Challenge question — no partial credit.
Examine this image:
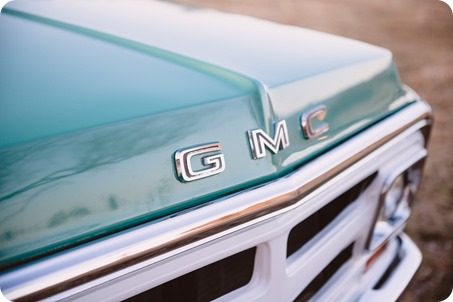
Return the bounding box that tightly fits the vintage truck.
[0,1,432,301]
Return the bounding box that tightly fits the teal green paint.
[0,6,417,270]
[0,8,257,147]
[2,8,255,92]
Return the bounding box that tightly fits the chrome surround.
[0,101,432,301]
[174,142,225,182]
[301,105,330,139]
[247,120,290,159]
[367,153,427,251]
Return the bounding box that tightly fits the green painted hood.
[0,0,414,270]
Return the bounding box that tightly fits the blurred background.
[173,0,453,300]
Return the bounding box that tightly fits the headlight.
[382,173,405,220]
[407,161,424,200]
[368,156,426,251]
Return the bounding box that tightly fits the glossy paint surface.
[0,9,256,147]
[0,0,415,269]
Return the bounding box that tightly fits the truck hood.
[0,0,414,269]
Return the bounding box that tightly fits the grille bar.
[287,173,376,258]
[126,247,256,302]
[293,243,354,301]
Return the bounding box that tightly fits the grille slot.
[294,243,354,301]
[287,173,376,258]
[126,247,256,302]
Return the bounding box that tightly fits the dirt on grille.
[173,0,453,300]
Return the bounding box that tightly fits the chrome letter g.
[174,142,225,182]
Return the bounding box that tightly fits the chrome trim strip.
[0,101,432,301]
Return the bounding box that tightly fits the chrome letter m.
[247,120,290,159]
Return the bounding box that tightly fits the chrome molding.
[0,100,432,301]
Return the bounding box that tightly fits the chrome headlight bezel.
[367,155,426,251]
